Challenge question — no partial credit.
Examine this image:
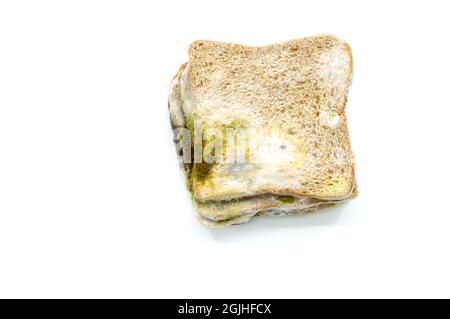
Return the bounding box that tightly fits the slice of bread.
[169,35,357,227]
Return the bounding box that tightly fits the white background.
[1,0,449,298]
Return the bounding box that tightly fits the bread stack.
[169,35,357,227]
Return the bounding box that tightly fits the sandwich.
[168,35,357,227]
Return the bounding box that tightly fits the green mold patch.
[187,117,251,187]
[276,196,296,204]
[192,162,216,183]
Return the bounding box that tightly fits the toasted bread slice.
[169,35,357,227]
